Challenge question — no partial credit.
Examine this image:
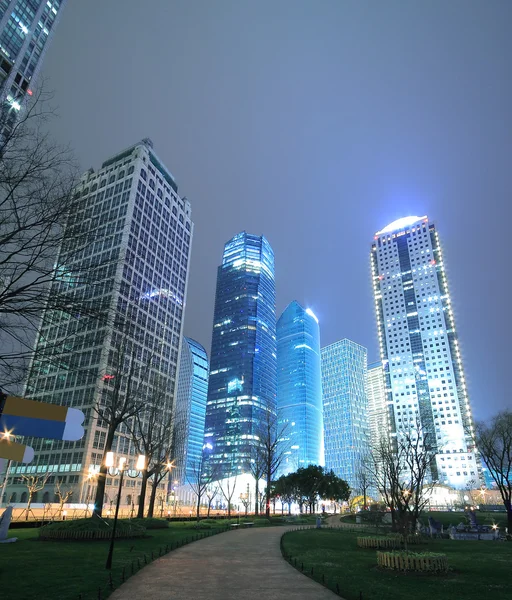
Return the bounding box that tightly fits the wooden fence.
[377,551,448,572]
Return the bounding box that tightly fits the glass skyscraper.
[3,138,193,507]
[174,337,209,486]
[321,339,369,491]
[204,232,277,479]
[277,301,323,474]
[0,1,65,109]
[371,216,480,489]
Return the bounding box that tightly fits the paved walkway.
[110,526,340,600]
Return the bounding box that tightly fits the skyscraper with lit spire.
[204,232,277,479]
[371,215,480,489]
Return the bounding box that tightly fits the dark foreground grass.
[0,520,229,600]
[282,528,511,600]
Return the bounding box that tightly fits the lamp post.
[105,452,145,570]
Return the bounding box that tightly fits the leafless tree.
[92,331,153,516]
[0,88,111,389]
[253,410,289,517]
[475,411,512,535]
[219,472,238,519]
[54,480,73,516]
[20,472,51,520]
[354,453,374,510]
[249,445,266,516]
[187,455,218,521]
[204,484,219,518]
[370,421,437,538]
[128,374,174,518]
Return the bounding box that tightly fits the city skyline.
[36,1,511,423]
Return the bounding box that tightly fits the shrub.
[129,518,168,529]
[39,517,146,541]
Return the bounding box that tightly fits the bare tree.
[187,456,218,521]
[475,411,512,535]
[54,480,73,517]
[219,472,238,519]
[128,375,174,518]
[249,446,266,516]
[0,88,111,389]
[20,472,51,520]
[253,410,289,517]
[370,422,437,537]
[354,453,374,510]
[92,331,152,516]
[204,484,219,518]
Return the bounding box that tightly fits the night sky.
[40,1,511,421]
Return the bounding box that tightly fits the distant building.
[3,139,193,507]
[366,361,389,447]
[204,232,277,479]
[1,1,66,112]
[321,339,369,491]
[173,337,209,487]
[371,215,481,489]
[277,301,323,475]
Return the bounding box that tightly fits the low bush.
[129,518,168,530]
[39,517,146,541]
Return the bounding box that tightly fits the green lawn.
[0,520,229,600]
[281,528,511,600]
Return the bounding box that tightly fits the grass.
[281,527,511,600]
[0,520,230,600]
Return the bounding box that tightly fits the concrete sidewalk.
[110,526,340,600]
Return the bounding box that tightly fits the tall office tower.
[0,1,66,109]
[371,216,480,489]
[321,339,369,491]
[204,232,277,480]
[3,138,193,507]
[173,337,209,487]
[367,361,389,446]
[277,301,323,475]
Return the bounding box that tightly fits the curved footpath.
[110,525,341,600]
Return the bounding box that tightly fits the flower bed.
[377,550,448,572]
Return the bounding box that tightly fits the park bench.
[243,522,254,528]
[230,523,240,529]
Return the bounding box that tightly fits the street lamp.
[105,452,145,570]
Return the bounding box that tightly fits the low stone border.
[377,550,448,572]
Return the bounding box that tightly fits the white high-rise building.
[366,361,389,447]
[3,139,193,508]
[370,216,480,489]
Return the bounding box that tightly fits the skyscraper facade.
[174,337,209,487]
[371,215,480,489]
[321,339,369,491]
[367,361,389,447]
[204,232,277,479]
[0,1,66,109]
[277,301,323,474]
[3,138,193,506]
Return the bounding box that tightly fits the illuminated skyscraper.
[321,339,369,490]
[371,215,480,489]
[0,1,66,110]
[174,337,209,486]
[3,138,193,507]
[367,361,389,447]
[277,301,323,474]
[204,232,277,479]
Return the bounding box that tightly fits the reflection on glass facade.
[371,216,481,489]
[4,139,193,506]
[277,301,323,474]
[367,361,389,446]
[321,339,368,490]
[204,232,277,479]
[174,337,209,486]
[0,1,66,108]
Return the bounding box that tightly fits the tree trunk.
[25,493,32,520]
[93,426,116,517]
[196,494,201,521]
[265,471,271,518]
[147,476,159,518]
[137,470,149,518]
[506,502,512,536]
[254,479,259,516]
